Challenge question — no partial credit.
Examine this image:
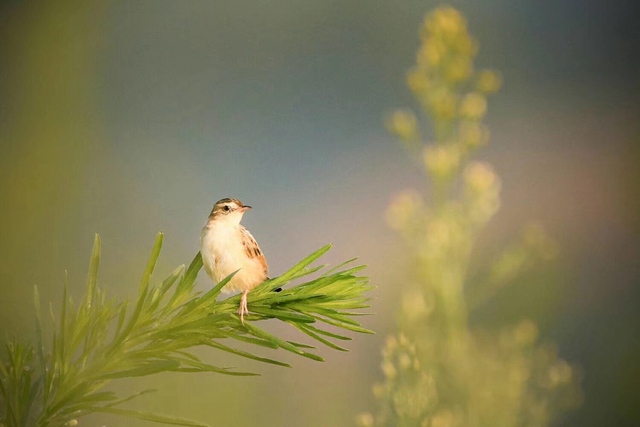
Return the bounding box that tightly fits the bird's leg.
[239,290,249,325]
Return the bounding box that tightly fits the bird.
[200,198,268,324]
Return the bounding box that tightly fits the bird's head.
[208,198,252,224]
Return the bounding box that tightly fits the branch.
[0,233,372,427]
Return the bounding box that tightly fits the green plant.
[0,233,372,427]
[358,6,580,427]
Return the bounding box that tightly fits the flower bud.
[407,68,430,94]
[355,413,374,427]
[425,6,467,39]
[460,92,487,119]
[387,110,418,141]
[459,121,489,149]
[464,162,498,194]
[418,38,446,67]
[444,57,473,83]
[424,145,461,178]
[464,162,501,224]
[382,360,397,380]
[475,69,502,93]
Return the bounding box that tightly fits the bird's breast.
[200,223,264,292]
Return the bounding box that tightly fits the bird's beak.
[240,205,252,212]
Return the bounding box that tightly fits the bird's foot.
[239,291,249,325]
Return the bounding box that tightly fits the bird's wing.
[240,226,268,276]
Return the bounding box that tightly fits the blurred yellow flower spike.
[372,6,582,426]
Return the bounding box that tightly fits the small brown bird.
[200,198,268,324]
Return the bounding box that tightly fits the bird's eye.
[223,205,230,212]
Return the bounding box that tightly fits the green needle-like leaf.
[290,323,350,352]
[242,322,325,362]
[89,407,211,427]
[205,341,291,367]
[85,234,101,310]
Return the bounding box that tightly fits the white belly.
[200,223,266,293]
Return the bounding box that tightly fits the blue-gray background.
[1,1,639,425]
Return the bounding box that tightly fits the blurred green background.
[1,1,638,426]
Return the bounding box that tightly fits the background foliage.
[1,234,371,426]
[359,7,581,426]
